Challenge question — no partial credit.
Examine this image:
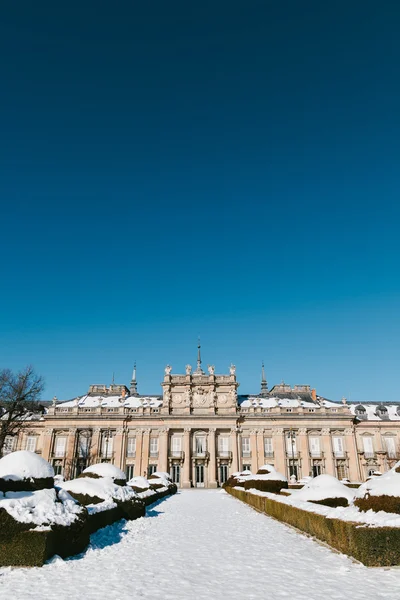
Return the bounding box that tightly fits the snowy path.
[1,491,400,599]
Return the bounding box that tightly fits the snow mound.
[250,468,287,483]
[0,451,54,481]
[0,487,83,526]
[82,463,126,481]
[60,476,136,503]
[292,474,355,503]
[151,471,171,481]
[127,476,150,490]
[355,462,400,499]
[257,464,276,474]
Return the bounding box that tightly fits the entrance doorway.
[219,464,228,485]
[171,464,181,486]
[195,464,205,487]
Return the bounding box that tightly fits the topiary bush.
[310,497,350,508]
[354,462,400,514]
[243,478,288,494]
[355,494,400,515]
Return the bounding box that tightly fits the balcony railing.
[333,451,346,459]
[363,452,376,459]
[309,451,324,459]
[169,450,185,459]
[218,450,232,459]
[242,451,252,458]
[193,450,210,459]
[264,451,274,458]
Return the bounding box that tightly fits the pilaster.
[208,428,217,488]
[182,428,192,488]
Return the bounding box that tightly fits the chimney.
[311,388,317,402]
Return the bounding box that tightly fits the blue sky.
[0,1,399,401]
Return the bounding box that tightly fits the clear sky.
[0,1,399,401]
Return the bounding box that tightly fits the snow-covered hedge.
[0,454,88,567]
[290,474,355,508]
[81,463,126,486]
[223,470,252,489]
[127,475,151,493]
[226,486,400,567]
[243,465,288,494]
[0,451,55,492]
[354,462,400,514]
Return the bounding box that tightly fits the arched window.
[376,405,388,417]
[354,405,366,416]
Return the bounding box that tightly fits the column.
[321,428,335,476]
[250,429,258,473]
[346,427,360,481]
[41,428,54,462]
[256,429,265,472]
[182,427,192,488]
[230,427,239,473]
[65,428,77,480]
[158,427,169,473]
[208,428,217,488]
[272,429,286,475]
[91,427,102,464]
[237,430,243,471]
[297,428,310,478]
[134,429,144,476]
[113,428,124,469]
[141,429,151,477]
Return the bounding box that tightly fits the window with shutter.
[54,436,67,458]
[218,437,229,456]
[363,437,374,457]
[26,436,37,453]
[150,438,159,455]
[333,437,344,457]
[101,434,113,458]
[264,437,273,457]
[384,437,396,458]
[3,436,15,454]
[309,437,320,457]
[171,437,182,454]
[286,434,297,456]
[127,438,136,457]
[242,437,250,456]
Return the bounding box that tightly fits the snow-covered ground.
[1,490,400,599]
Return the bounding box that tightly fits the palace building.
[3,346,400,487]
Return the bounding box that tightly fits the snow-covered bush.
[354,462,400,514]
[243,465,288,494]
[290,474,355,508]
[81,463,126,486]
[0,451,55,492]
[223,470,252,489]
[60,476,145,532]
[0,453,89,566]
[127,475,151,493]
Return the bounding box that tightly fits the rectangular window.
[127,437,136,457]
[333,437,345,457]
[101,433,114,458]
[3,436,15,455]
[336,463,346,480]
[309,437,320,457]
[26,436,37,453]
[150,438,158,456]
[78,433,91,458]
[148,464,157,476]
[286,433,297,456]
[195,436,206,455]
[243,464,251,472]
[242,437,250,456]
[384,437,396,458]
[218,437,229,456]
[171,436,182,455]
[363,437,374,457]
[54,436,67,458]
[264,437,273,457]
[126,465,135,480]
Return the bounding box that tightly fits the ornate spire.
[194,337,204,375]
[261,361,268,397]
[130,362,139,396]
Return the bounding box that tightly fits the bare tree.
[0,366,45,458]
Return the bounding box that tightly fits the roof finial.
[261,361,268,397]
[130,362,139,396]
[194,337,204,375]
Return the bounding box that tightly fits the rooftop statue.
[186,364,192,375]
[230,364,236,375]
[165,365,172,375]
[208,365,215,375]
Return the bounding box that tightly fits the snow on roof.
[0,451,54,481]
[348,403,400,421]
[83,463,126,481]
[0,487,83,526]
[58,394,163,409]
[291,474,355,503]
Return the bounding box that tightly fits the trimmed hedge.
[0,509,89,567]
[225,486,400,567]
[78,472,126,487]
[0,476,54,493]
[310,497,349,508]
[355,494,400,515]
[243,478,288,495]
